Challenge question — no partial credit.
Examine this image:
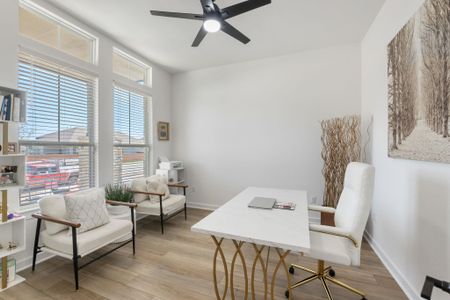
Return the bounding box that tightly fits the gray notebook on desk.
[248,197,276,209]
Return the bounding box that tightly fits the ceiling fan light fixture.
[203,18,221,33]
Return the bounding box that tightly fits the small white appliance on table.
[191,187,310,300]
[156,159,184,184]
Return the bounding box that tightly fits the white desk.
[191,187,310,300]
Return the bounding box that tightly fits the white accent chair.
[287,162,375,300]
[130,176,188,234]
[31,189,137,290]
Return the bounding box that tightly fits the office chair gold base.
[288,260,367,300]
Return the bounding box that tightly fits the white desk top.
[191,187,310,253]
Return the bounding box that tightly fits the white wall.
[172,44,361,209]
[361,0,450,299]
[0,0,172,271]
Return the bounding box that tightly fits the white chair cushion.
[41,219,132,257]
[39,195,67,235]
[136,194,186,216]
[305,231,352,266]
[146,181,170,202]
[65,188,110,234]
[130,178,148,203]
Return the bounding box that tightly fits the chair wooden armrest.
[105,200,138,208]
[168,183,189,188]
[130,190,165,197]
[32,213,81,228]
[309,224,358,247]
[308,204,336,214]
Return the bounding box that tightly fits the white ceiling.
[44,0,385,73]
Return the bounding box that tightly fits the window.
[18,52,97,206]
[113,86,150,183]
[19,1,97,64]
[113,49,152,86]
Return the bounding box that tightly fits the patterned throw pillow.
[65,188,110,234]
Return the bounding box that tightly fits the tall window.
[18,52,97,206]
[113,48,152,87]
[19,0,97,64]
[113,86,150,183]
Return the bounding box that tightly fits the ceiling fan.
[150,0,271,47]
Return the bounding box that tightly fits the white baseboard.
[187,201,219,211]
[364,230,418,300]
[16,252,54,273]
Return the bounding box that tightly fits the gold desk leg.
[212,236,229,300]
[251,244,267,300]
[271,248,291,300]
[230,240,248,300]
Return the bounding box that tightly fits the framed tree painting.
[157,122,170,141]
[388,0,450,163]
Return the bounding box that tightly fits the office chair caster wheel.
[285,290,289,298]
[328,268,336,277]
[289,266,295,274]
[361,298,367,300]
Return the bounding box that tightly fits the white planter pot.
[107,204,129,216]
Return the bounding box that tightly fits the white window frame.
[19,0,99,65]
[113,47,152,88]
[18,52,98,207]
[113,85,152,184]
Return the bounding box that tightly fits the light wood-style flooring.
[1,209,407,300]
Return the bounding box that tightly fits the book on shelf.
[0,94,21,122]
[0,258,16,283]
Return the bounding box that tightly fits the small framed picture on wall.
[8,143,18,154]
[158,122,170,141]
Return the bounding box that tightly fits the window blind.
[113,86,150,184]
[18,52,97,206]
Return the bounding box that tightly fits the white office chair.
[287,162,375,300]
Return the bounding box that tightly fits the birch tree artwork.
[388,0,450,163]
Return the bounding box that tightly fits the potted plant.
[105,183,134,215]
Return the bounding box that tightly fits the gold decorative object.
[320,115,361,208]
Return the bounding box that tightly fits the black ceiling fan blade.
[200,0,215,13]
[150,10,204,20]
[192,27,208,47]
[221,0,271,19]
[221,21,250,44]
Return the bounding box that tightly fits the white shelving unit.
[156,167,185,184]
[0,86,27,291]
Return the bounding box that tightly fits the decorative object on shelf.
[388,0,450,164]
[320,115,360,225]
[0,165,17,187]
[0,259,16,284]
[157,121,170,141]
[105,183,134,215]
[6,143,17,154]
[7,242,17,251]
